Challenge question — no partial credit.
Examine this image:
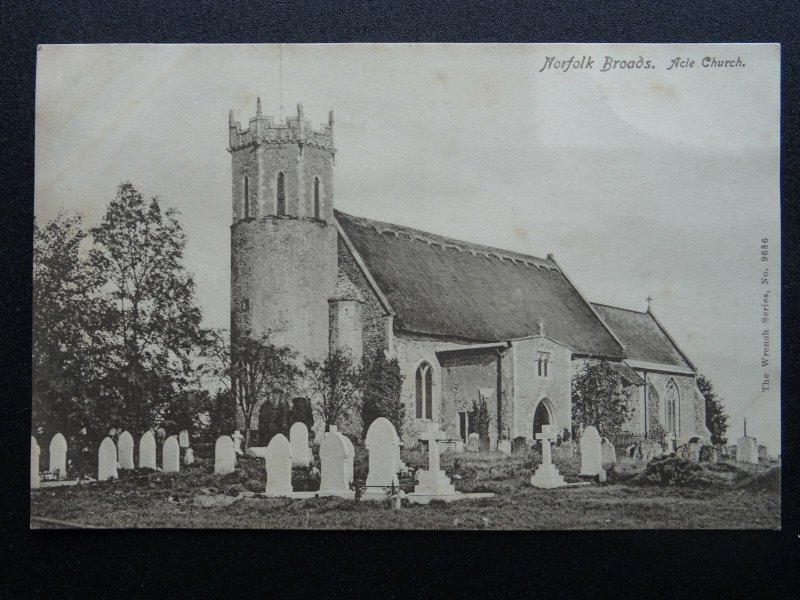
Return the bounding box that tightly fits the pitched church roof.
[335,210,626,358]
[590,303,694,370]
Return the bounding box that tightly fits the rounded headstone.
[98,437,118,481]
[49,433,68,477]
[264,433,293,496]
[365,417,400,489]
[215,435,236,475]
[163,435,180,474]
[139,430,157,470]
[289,422,310,467]
[117,431,135,470]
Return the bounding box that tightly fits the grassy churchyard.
[31,445,780,530]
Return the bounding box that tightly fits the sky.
[35,43,781,453]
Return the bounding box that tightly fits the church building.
[229,101,711,449]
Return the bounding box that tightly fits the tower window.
[536,352,550,377]
[243,175,250,219]
[314,177,321,219]
[415,362,434,420]
[276,172,286,216]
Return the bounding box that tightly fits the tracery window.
[415,362,434,420]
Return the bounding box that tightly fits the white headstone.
[163,436,180,474]
[412,423,458,496]
[49,433,68,477]
[264,433,293,496]
[31,436,41,489]
[531,425,567,488]
[183,447,195,465]
[341,433,355,485]
[117,431,134,470]
[232,430,244,455]
[139,430,157,470]
[579,426,603,476]
[289,422,310,467]
[178,430,190,448]
[320,430,353,496]
[663,433,676,454]
[215,435,236,475]
[601,438,616,464]
[498,440,512,455]
[467,432,479,453]
[737,436,758,464]
[364,418,400,498]
[98,437,118,481]
[687,441,701,463]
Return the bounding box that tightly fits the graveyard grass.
[31,447,780,530]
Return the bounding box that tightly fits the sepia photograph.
[30,43,780,529]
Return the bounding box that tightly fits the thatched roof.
[335,210,625,358]
[591,303,693,369]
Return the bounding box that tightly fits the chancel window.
[536,352,550,377]
[314,177,321,219]
[415,362,434,420]
[664,379,679,434]
[277,172,286,216]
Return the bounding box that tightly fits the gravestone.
[601,438,616,465]
[139,430,157,470]
[563,441,575,459]
[758,445,768,462]
[179,430,190,448]
[687,441,702,463]
[98,437,118,481]
[49,433,68,477]
[363,417,400,500]
[289,422,310,467]
[736,436,758,464]
[512,437,529,454]
[31,436,41,489]
[319,430,354,497]
[183,447,195,465]
[663,433,676,454]
[410,423,459,498]
[215,435,236,475]
[264,434,293,497]
[530,425,567,489]
[232,430,244,455]
[498,440,512,455]
[163,435,180,474]
[467,432,479,453]
[117,431,134,470]
[579,426,603,477]
[699,445,718,463]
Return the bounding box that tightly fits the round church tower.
[229,100,338,362]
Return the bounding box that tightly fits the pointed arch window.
[313,176,321,219]
[276,172,286,216]
[243,175,250,219]
[415,362,434,420]
[664,379,679,434]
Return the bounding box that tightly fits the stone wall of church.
[645,372,710,444]
[336,236,390,361]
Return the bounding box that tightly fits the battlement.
[229,99,335,153]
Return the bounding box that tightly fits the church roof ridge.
[590,301,648,315]
[333,210,558,272]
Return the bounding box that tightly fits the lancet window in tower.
[415,362,434,420]
[243,175,250,219]
[313,177,321,219]
[277,172,286,216]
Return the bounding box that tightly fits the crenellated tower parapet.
[229,100,335,154]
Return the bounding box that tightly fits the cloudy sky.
[35,44,780,452]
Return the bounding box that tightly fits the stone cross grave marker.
[579,426,603,477]
[178,430,190,448]
[49,433,68,478]
[363,417,400,499]
[163,435,180,474]
[467,432,479,453]
[215,435,236,475]
[98,437,118,481]
[232,430,244,455]
[320,430,353,497]
[139,430,157,470]
[289,422,310,468]
[118,431,134,470]
[264,433,293,497]
[531,424,567,489]
[413,423,458,496]
[601,438,616,465]
[31,436,41,489]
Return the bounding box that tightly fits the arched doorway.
[533,398,555,437]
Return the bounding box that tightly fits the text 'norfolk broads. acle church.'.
[228,100,711,450]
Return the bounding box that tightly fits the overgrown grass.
[30,447,781,530]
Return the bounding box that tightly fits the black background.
[2,1,798,596]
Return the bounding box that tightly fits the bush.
[292,466,321,492]
[360,350,404,439]
[638,456,713,487]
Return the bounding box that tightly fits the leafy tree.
[206,389,238,441]
[360,350,405,439]
[697,374,729,445]
[32,212,109,443]
[305,349,362,432]
[470,396,491,451]
[202,328,301,449]
[90,182,205,434]
[572,360,633,437]
[291,397,315,431]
